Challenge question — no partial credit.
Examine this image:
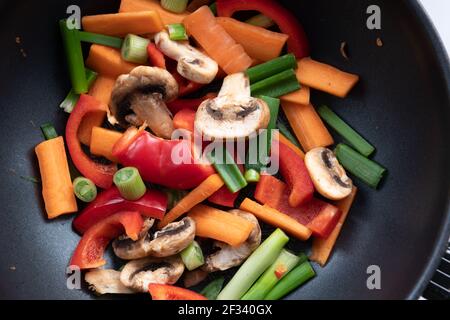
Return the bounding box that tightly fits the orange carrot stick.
[158,174,224,228]
[119,0,188,25]
[297,58,359,98]
[82,11,163,37]
[188,204,254,247]
[281,101,334,152]
[310,187,358,266]
[88,76,116,106]
[35,136,78,219]
[239,198,312,241]
[86,44,139,79]
[90,127,123,163]
[280,86,310,105]
[273,131,305,159]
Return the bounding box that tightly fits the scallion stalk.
[200,277,224,300]
[59,20,88,94]
[335,144,386,189]
[207,148,247,193]
[113,167,147,200]
[180,241,205,271]
[245,14,275,29]
[244,169,260,183]
[217,228,289,300]
[246,54,297,84]
[264,261,316,300]
[277,120,302,148]
[73,177,97,202]
[60,69,98,113]
[161,0,189,13]
[241,249,301,300]
[78,31,123,49]
[40,123,58,140]
[167,23,188,41]
[250,69,300,98]
[318,105,375,157]
[121,34,150,64]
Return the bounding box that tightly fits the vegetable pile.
[34,0,387,300]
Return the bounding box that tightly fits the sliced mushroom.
[120,256,184,292]
[154,31,218,84]
[85,269,135,295]
[195,73,270,140]
[305,147,353,200]
[202,210,261,272]
[113,217,195,259]
[109,66,178,139]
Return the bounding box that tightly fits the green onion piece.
[209,2,217,15]
[297,252,309,265]
[60,69,98,113]
[73,177,97,202]
[242,249,301,300]
[244,169,260,183]
[121,34,150,64]
[161,0,188,13]
[165,189,188,211]
[207,148,247,193]
[113,167,147,200]
[246,54,297,84]
[335,144,386,189]
[59,20,87,94]
[180,241,205,271]
[318,105,375,157]
[251,69,300,98]
[245,14,275,29]
[200,277,224,300]
[277,120,302,148]
[167,23,188,41]
[78,31,123,49]
[40,123,58,140]
[217,228,289,300]
[264,261,316,300]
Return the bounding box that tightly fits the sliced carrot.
[88,76,116,106]
[90,127,123,163]
[273,131,305,159]
[86,44,139,79]
[216,17,288,62]
[280,86,310,105]
[281,101,334,152]
[183,6,252,74]
[188,204,254,247]
[296,58,359,98]
[35,137,78,219]
[240,198,312,241]
[82,11,163,37]
[119,0,188,25]
[158,174,225,228]
[310,187,358,266]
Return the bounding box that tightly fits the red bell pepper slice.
[167,93,217,114]
[148,284,207,300]
[208,185,239,207]
[273,142,314,207]
[70,211,144,269]
[255,175,341,238]
[173,109,197,133]
[216,0,310,59]
[147,43,166,69]
[113,128,215,190]
[73,186,167,234]
[66,94,117,189]
[171,70,205,97]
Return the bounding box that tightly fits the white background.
[419,0,450,54]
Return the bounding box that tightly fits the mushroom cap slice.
[112,218,155,260]
[120,256,184,292]
[85,269,136,295]
[305,147,353,200]
[202,210,261,272]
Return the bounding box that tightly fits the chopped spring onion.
[78,31,123,49]
[209,2,217,15]
[241,249,301,300]
[73,177,97,203]
[207,148,247,193]
[246,54,297,84]
[335,144,386,189]
[244,169,260,183]
[318,105,375,157]
[251,69,300,98]
[121,34,150,64]
[277,120,302,148]
[161,0,188,13]
[113,167,147,200]
[264,261,316,300]
[217,228,289,300]
[200,277,224,300]
[167,23,188,41]
[180,241,205,271]
[246,14,275,29]
[59,20,87,94]
[40,123,58,140]
[60,69,98,113]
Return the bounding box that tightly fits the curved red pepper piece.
[70,211,144,269]
[113,128,215,190]
[66,94,117,189]
[148,284,207,300]
[73,186,167,234]
[147,43,166,69]
[217,0,310,59]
